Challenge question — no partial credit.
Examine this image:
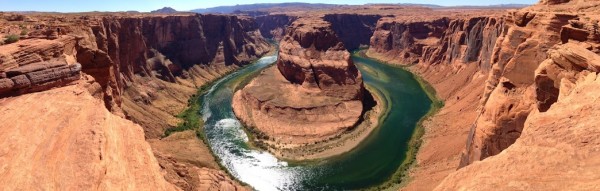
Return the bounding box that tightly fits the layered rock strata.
[435,1,600,189]
[0,37,82,96]
[233,18,365,150]
[436,42,600,190]
[460,1,600,166]
[1,13,268,190]
[368,14,505,68]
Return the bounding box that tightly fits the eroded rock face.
[459,3,600,166]
[73,14,271,137]
[0,37,82,96]
[0,84,177,190]
[233,18,364,147]
[277,18,363,99]
[436,44,600,191]
[255,14,298,40]
[360,2,600,189]
[323,14,382,50]
[368,15,504,68]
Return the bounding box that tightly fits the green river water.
[200,52,432,190]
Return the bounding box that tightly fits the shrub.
[20,29,28,36]
[4,35,19,44]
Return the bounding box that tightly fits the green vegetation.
[162,85,208,138]
[4,34,20,44]
[20,29,28,36]
[162,63,259,139]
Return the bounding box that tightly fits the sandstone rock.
[363,10,508,190]
[233,18,365,147]
[0,85,178,190]
[63,14,271,135]
[0,38,68,70]
[277,18,363,99]
[0,78,14,93]
[436,70,600,191]
[5,60,67,77]
[460,9,577,166]
[1,13,271,190]
[368,14,504,68]
[10,74,31,89]
[539,0,571,5]
[561,26,590,43]
[548,42,600,72]
[26,64,79,84]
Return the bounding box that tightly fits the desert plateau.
[1,0,599,190]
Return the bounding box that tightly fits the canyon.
[1,0,600,190]
[232,17,374,159]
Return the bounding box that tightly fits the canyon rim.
[1,0,600,190]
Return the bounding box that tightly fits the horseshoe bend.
[232,17,383,160]
[1,0,600,190]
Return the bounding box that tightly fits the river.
[200,52,432,190]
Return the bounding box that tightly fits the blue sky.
[0,0,537,12]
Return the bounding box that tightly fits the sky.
[0,0,538,12]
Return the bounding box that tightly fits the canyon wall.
[323,14,382,50]
[365,12,508,190]
[436,0,600,189]
[460,1,600,166]
[368,15,505,68]
[75,15,270,138]
[255,14,298,40]
[0,13,270,190]
[365,1,600,190]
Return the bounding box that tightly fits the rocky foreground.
[232,18,368,157]
[0,12,269,190]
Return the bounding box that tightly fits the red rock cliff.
[75,14,270,138]
[369,15,504,68]
[255,14,298,40]
[437,0,600,186]
[459,1,600,166]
